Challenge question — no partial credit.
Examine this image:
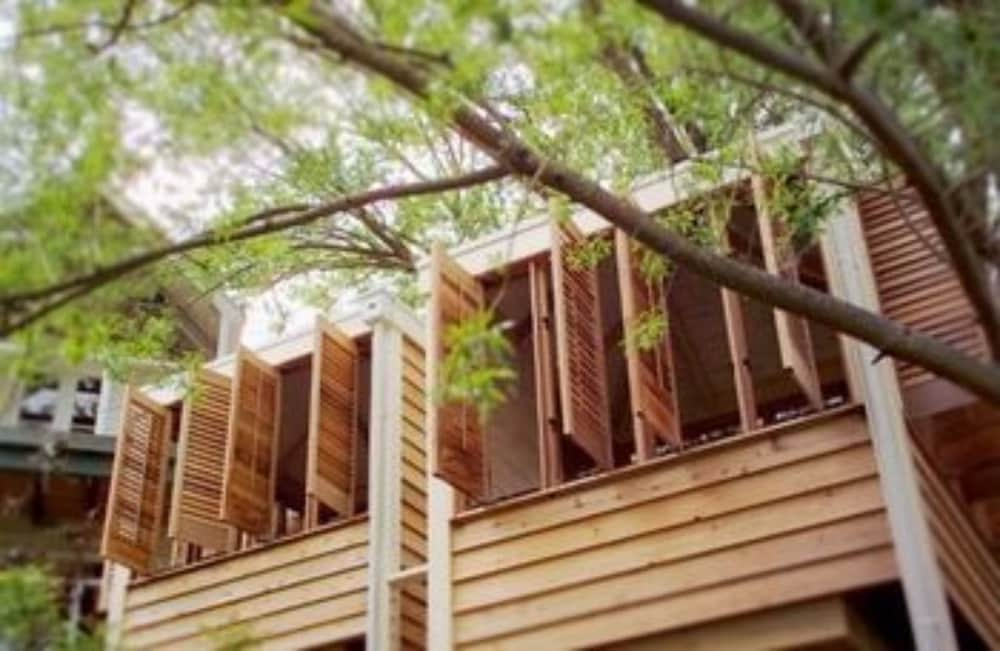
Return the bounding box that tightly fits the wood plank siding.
[122,517,369,650]
[450,406,896,649]
[401,335,428,650]
[913,442,1000,647]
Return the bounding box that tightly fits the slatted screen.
[221,349,280,535]
[551,220,613,469]
[306,318,358,522]
[101,389,172,574]
[428,242,488,501]
[615,230,681,458]
[857,187,988,412]
[752,175,824,410]
[169,368,235,552]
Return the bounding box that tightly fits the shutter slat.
[169,368,235,552]
[307,318,358,521]
[101,389,171,574]
[751,174,824,409]
[858,188,988,407]
[428,242,488,500]
[615,230,681,458]
[552,221,612,469]
[220,349,280,535]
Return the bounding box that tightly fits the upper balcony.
[423,177,1000,648]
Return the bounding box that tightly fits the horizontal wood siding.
[123,517,368,650]
[401,335,428,649]
[913,442,1000,647]
[450,408,895,649]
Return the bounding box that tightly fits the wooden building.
[100,131,1000,650]
[100,294,427,650]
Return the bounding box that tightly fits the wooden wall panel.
[913,442,1000,647]
[615,230,680,457]
[428,242,487,500]
[169,369,235,552]
[221,349,280,535]
[307,318,358,520]
[123,517,369,650]
[551,220,612,468]
[450,408,895,649]
[857,187,987,415]
[401,335,428,649]
[102,389,172,574]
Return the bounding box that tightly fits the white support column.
[94,370,125,437]
[365,307,404,651]
[51,372,78,432]
[213,296,245,359]
[823,205,957,651]
[427,477,455,651]
[103,561,131,650]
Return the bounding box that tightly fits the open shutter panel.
[551,220,613,469]
[221,349,280,535]
[428,242,488,501]
[101,389,171,574]
[306,317,358,521]
[752,175,824,410]
[168,369,236,552]
[615,230,681,458]
[858,186,987,414]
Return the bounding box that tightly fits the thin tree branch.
[0,165,508,335]
[637,0,1000,358]
[284,4,1000,404]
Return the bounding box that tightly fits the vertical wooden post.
[824,204,958,651]
[103,561,131,650]
[52,372,77,431]
[530,261,562,487]
[720,288,757,432]
[427,477,454,651]
[365,300,405,651]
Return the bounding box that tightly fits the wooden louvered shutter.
[551,220,613,469]
[221,349,280,535]
[168,369,236,552]
[615,230,680,459]
[428,241,488,501]
[858,186,987,415]
[306,317,358,522]
[752,175,824,410]
[101,389,172,574]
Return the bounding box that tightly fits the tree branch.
[0,165,507,336]
[285,4,1000,405]
[637,0,1000,358]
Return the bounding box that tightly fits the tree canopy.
[1,1,998,402]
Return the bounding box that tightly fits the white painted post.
[51,372,78,432]
[103,561,131,650]
[213,296,245,359]
[95,371,125,437]
[365,303,404,651]
[427,477,455,651]
[823,205,958,651]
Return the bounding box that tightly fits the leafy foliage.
[0,565,102,651]
[1,0,997,384]
[438,310,516,421]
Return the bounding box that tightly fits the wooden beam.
[720,288,758,432]
[824,203,958,651]
[365,315,404,651]
[529,261,561,487]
